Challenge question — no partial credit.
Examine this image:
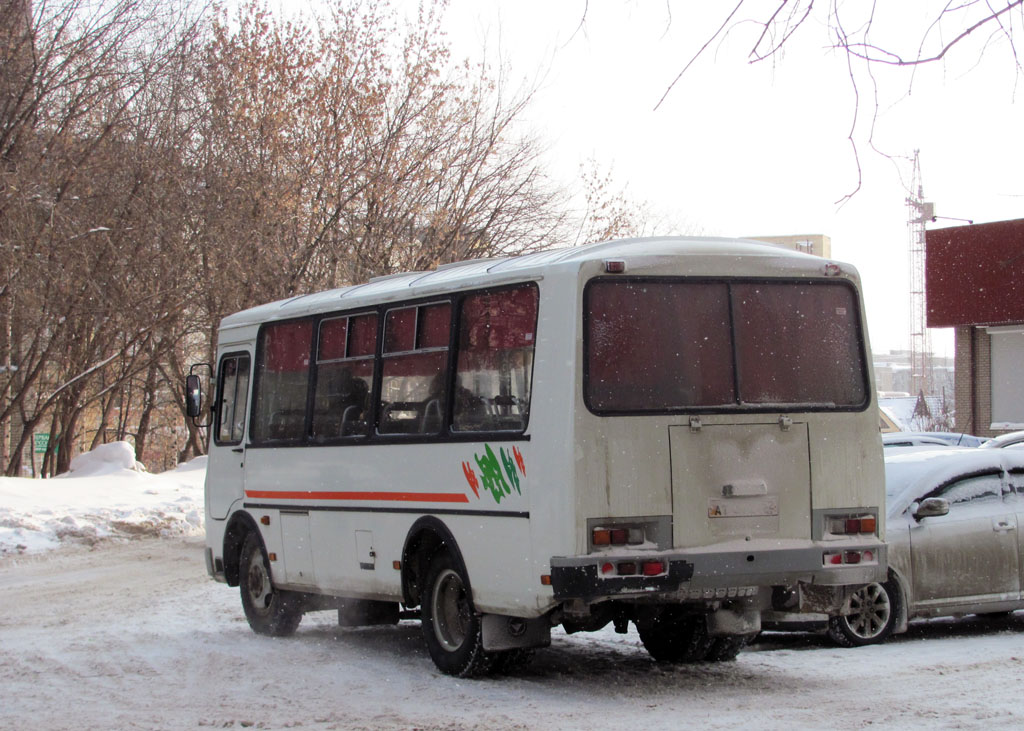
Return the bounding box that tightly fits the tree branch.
[842,0,1024,65]
[654,0,746,110]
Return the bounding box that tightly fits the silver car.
[769,448,1024,646]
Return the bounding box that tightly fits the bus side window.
[251,319,313,443]
[311,313,377,439]
[453,284,538,433]
[378,302,451,435]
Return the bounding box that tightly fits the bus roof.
[219,236,845,330]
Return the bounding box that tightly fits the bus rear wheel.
[239,532,303,637]
[636,608,715,663]
[704,634,751,662]
[420,552,494,677]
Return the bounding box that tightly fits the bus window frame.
[309,310,379,443]
[451,282,540,435]
[581,275,872,417]
[377,299,454,438]
[213,351,251,447]
[248,316,315,446]
[244,282,540,449]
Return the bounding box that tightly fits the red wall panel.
[926,218,1024,328]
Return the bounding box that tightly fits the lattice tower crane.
[906,150,934,399]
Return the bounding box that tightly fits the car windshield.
[885,459,931,502]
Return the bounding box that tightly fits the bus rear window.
[585,279,868,413]
[732,282,867,407]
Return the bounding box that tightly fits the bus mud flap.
[481,614,552,651]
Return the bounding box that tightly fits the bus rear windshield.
[584,279,868,413]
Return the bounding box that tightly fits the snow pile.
[0,443,205,555]
[61,440,147,476]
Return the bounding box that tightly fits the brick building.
[926,218,1024,438]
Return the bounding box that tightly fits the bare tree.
[1,0,616,474]
[1,0,206,475]
[571,2,1023,201]
[186,0,566,340]
[661,1,1023,199]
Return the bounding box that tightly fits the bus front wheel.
[420,552,494,677]
[239,532,303,637]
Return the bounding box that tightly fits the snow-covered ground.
[3,445,1024,729]
[0,441,205,555]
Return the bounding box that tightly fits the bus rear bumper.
[550,540,886,604]
[549,557,695,602]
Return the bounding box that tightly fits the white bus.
[187,237,886,676]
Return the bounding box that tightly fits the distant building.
[872,349,954,398]
[878,394,953,433]
[926,218,1024,438]
[747,234,831,259]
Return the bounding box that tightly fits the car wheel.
[827,579,899,647]
[420,552,494,677]
[239,532,303,636]
[636,608,714,663]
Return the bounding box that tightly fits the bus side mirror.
[185,362,213,427]
[185,374,203,418]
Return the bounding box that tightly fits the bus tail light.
[824,550,875,566]
[591,523,650,550]
[642,560,665,576]
[594,527,636,547]
[827,513,878,536]
[597,560,666,578]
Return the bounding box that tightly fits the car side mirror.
[913,497,950,521]
[185,374,202,418]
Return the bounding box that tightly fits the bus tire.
[490,648,533,674]
[239,532,303,637]
[704,634,751,662]
[827,579,898,647]
[420,552,494,677]
[636,609,714,663]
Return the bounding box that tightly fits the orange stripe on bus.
[244,490,470,503]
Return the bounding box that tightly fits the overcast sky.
[425,1,1024,356]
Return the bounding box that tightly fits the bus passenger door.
[207,351,252,520]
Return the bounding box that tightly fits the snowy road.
[3,537,1024,730]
